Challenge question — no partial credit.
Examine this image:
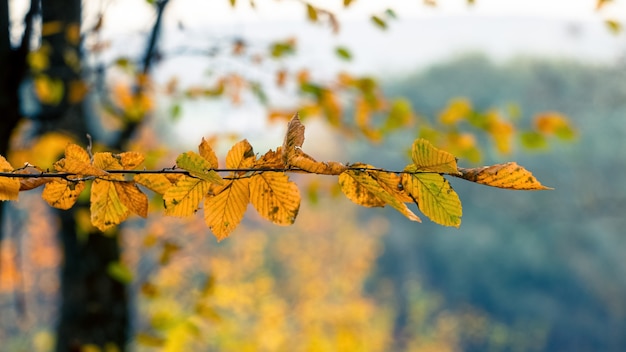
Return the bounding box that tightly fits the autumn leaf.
[203,140,256,240]
[457,162,552,190]
[402,166,462,227]
[204,179,250,241]
[281,114,347,175]
[134,174,173,195]
[0,156,20,201]
[163,176,210,217]
[115,181,148,218]
[198,138,219,169]
[339,164,421,222]
[42,180,85,210]
[93,151,143,180]
[250,172,300,225]
[226,139,255,170]
[411,139,460,175]
[54,144,108,176]
[90,179,130,231]
[176,151,222,184]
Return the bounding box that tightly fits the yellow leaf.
[339,164,421,222]
[163,176,210,217]
[402,168,462,227]
[42,180,85,209]
[33,74,64,105]
[176,151,222,184]
[199,138,219,169]
[115,181,148,217]
[411,139,460,175]
[54,144,108,176]
[204,179,250,241]
[534,112,576,140]
[338,172,385,208]
[226,139,255,169]
[90,179,130,231]
[250,173,300,225]
[134,174,173,195]
[458,162,552,190]
[306,3,318,22]
[0,156,20,201]
[118,151,145,169]
[439,98,471,125]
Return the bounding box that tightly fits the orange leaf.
[204,178,250,241]
[163,176,210,217]
[54,144,108,176]
[458,162,552,190]
[339,164,421,222]
[254,148,283,169]
[226,139,255,169]
[250,173,300,225]
[42,179,85,209]
[0,156,20,201]
[115,181,148,217]
[90,179,130,231]
[199,138,219,169]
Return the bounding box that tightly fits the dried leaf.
[458,162,552,190]
[289,153,347,175]
[54,144,108,176]
[411,139,460,175]
[204,179,250,241]
[90,179,130,231]
[282,113,305,165]
[0,156,20,201]
[250,173,300,225]
[176,151,222,184]
[19,177,54,191]
[42,180,85,209]
[402,168,462,227]
[163,176,210,217]
[340,164,421,222]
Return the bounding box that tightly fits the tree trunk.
[36,2,129,351]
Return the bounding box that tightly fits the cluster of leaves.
[0,114,549,241]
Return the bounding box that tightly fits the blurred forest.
[2,50,626,351]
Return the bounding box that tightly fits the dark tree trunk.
[36,2,129,351]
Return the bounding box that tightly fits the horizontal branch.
[0,166,418,180]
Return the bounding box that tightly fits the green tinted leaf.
[410,139,460,175]
[520,131,548,149]
[402,172,462,227]
[371,16,387,29]
[176,151,223,184]
[335,46,352,61]
[107,261,133,283]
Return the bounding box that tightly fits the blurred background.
[1,0,626,351]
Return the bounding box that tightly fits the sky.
[8,0,626,147]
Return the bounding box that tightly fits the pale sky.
[96,0,625,33]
